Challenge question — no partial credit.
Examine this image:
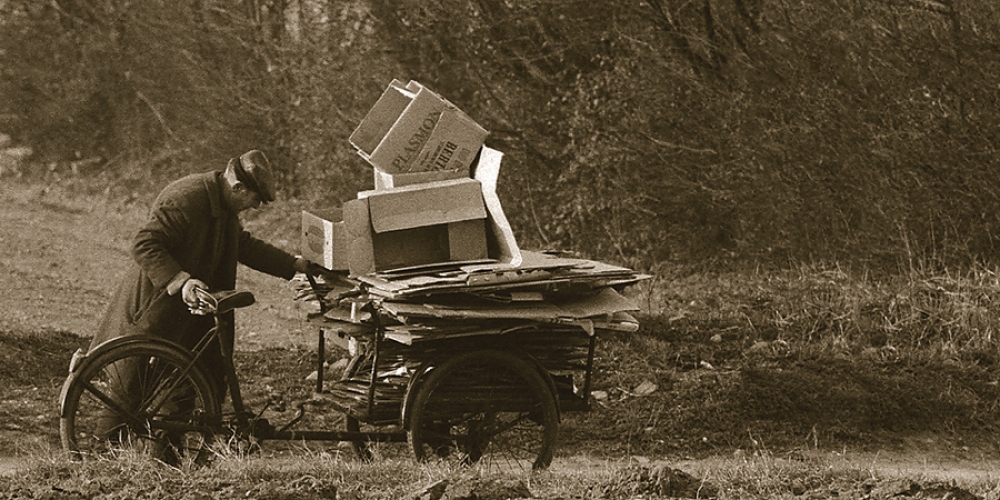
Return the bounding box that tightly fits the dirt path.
[0,180,316,347]
[0,183,129,335]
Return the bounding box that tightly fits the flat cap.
[232,149,276,203]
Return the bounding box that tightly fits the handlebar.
[189,287,217,315]
[189,288,256,315]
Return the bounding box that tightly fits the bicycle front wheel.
[60,340,221,466]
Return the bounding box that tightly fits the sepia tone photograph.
[2,1,1000,498]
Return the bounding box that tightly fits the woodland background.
[3,0,1000,275]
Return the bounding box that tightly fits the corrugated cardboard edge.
[344,198,376,276]
[373,167,466,190]
[301,209,351,271]
[473,146,522,267]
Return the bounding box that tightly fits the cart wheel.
[60,339,221,467]
[408,349,559,471]
[342,353,374,462]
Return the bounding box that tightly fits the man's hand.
[293,257,309,274]
[181,278,209,309]
[293,257,323,275]
[292,257,342,280]
[306,261,330,276]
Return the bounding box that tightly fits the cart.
[59,252,645,471]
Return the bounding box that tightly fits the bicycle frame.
[193,287,408,443]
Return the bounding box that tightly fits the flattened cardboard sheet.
[473,147,522,268]
[380,288,638,321]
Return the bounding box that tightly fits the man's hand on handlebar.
[182,278,210,314]
[306,261,333,277]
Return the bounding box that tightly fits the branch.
[907,0,949,14]
[134,90,178,141]
[641,132,718,155]
[49,0,102,27]
[643,0,712,75]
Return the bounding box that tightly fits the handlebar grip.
[190,288,256,315]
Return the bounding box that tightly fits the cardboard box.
[410,109,487,172]
[403,82,488,173]
[373,166,467,190]
[345,178,490,276]
[301,209,349,271]
[349,79,487,174]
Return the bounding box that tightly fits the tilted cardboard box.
[349,79,487,174]
[409,108,487,172]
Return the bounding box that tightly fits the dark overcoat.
[91,171,297,352]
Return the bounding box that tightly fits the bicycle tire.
[60,339,221,466]
[407,349,559,471]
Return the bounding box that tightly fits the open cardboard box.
[301,208,349,271]
[349,79,487,174]
[373,164,468,190]
[302,147,521,277]
[344,177,490,276]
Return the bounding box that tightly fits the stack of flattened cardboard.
[358,249,648,344]
[307,246,649,344]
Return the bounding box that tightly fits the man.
[91,149,314,402]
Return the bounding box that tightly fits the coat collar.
[205,170,228,218]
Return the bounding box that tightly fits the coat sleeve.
[131,199,190,289]
[237,227,298,280]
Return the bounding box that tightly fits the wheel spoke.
[77,378,141,427]
[60,340,220,466]
[408,350,558,472]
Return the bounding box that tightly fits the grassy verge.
[3,448,999,499]
[599,262,1000,455]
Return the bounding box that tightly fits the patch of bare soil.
[0,180,318,458]
[0,330,88,456]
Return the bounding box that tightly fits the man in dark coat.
[91,149,313,405]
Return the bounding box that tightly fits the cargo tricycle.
[59,258,640,471]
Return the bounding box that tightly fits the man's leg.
[94,356,141,444]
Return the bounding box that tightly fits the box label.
[351,80,488,174]
[390,111,441,173]
[412,109,488,173]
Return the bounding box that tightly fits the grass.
[638,260,1000,351]
[4,447,1000,499]
[0,454,425,499]
[534,262,1000,473]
